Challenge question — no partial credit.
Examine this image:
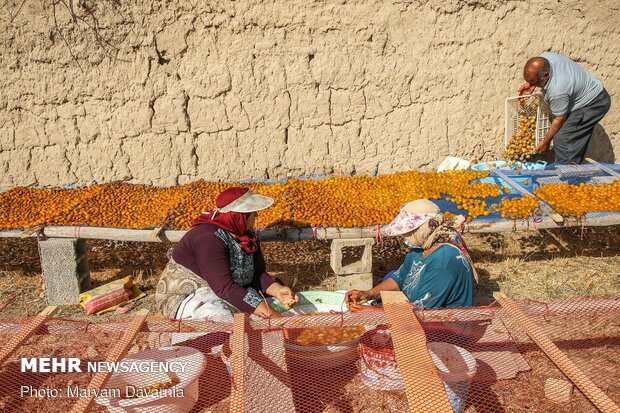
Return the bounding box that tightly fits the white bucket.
[94,346,205,413]
[358,333,478,411]
[428,342,477,413]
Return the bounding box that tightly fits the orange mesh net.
[0,296,619,412]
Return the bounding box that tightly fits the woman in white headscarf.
[346,199,475,310]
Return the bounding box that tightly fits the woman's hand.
[265,282,299,310]
[274,286,299,309]
[345,290,372,312]
[254,301,283,319]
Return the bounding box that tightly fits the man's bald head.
[523,57,551,88]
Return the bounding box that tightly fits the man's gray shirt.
[540,51,603,117]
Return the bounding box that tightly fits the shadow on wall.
[534,124,614,164]
[585,124,615,163]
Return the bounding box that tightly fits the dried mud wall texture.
[1,0,619,188]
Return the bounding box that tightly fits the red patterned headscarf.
[192,187,258,253]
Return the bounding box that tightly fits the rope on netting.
[481,299,501,319]
[83,320,93,334]
[330,308,346,328]
[258,290,275,332]
[406,293,438,321]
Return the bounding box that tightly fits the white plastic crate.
[504,94,551,149]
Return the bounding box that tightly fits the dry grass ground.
[0,225,618,320]
[0,228,618,412]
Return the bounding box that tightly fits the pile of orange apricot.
[1,172,618,231]
[534,181,620,217]
[290,325,366,346]
[503,113,538,162]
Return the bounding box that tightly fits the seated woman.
[346,199,475,310]
[155,187,298,320]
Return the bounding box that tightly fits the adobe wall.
[1,0,618,188]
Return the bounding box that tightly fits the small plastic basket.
[504,94,551,149]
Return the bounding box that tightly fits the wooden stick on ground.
[69,309,149,413]
[0,306,57,365]
[230,313,246,413]
[382,291,453,413]
[494,292,620,413]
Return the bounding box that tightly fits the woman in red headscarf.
[155,187,298,320]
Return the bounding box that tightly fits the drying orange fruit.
[498,195,541,220]
[534,181,620,217]
[1,172,616,230]
[290,325,366,346]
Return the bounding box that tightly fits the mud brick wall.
[1,0,619,188]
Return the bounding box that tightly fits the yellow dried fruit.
[2,171,615,230]
[535,182,620,217]
[498,195,540,220]
[503,113,537,162]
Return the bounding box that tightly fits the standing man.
[519,52,611,164]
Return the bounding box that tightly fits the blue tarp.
[438,162,620,222]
